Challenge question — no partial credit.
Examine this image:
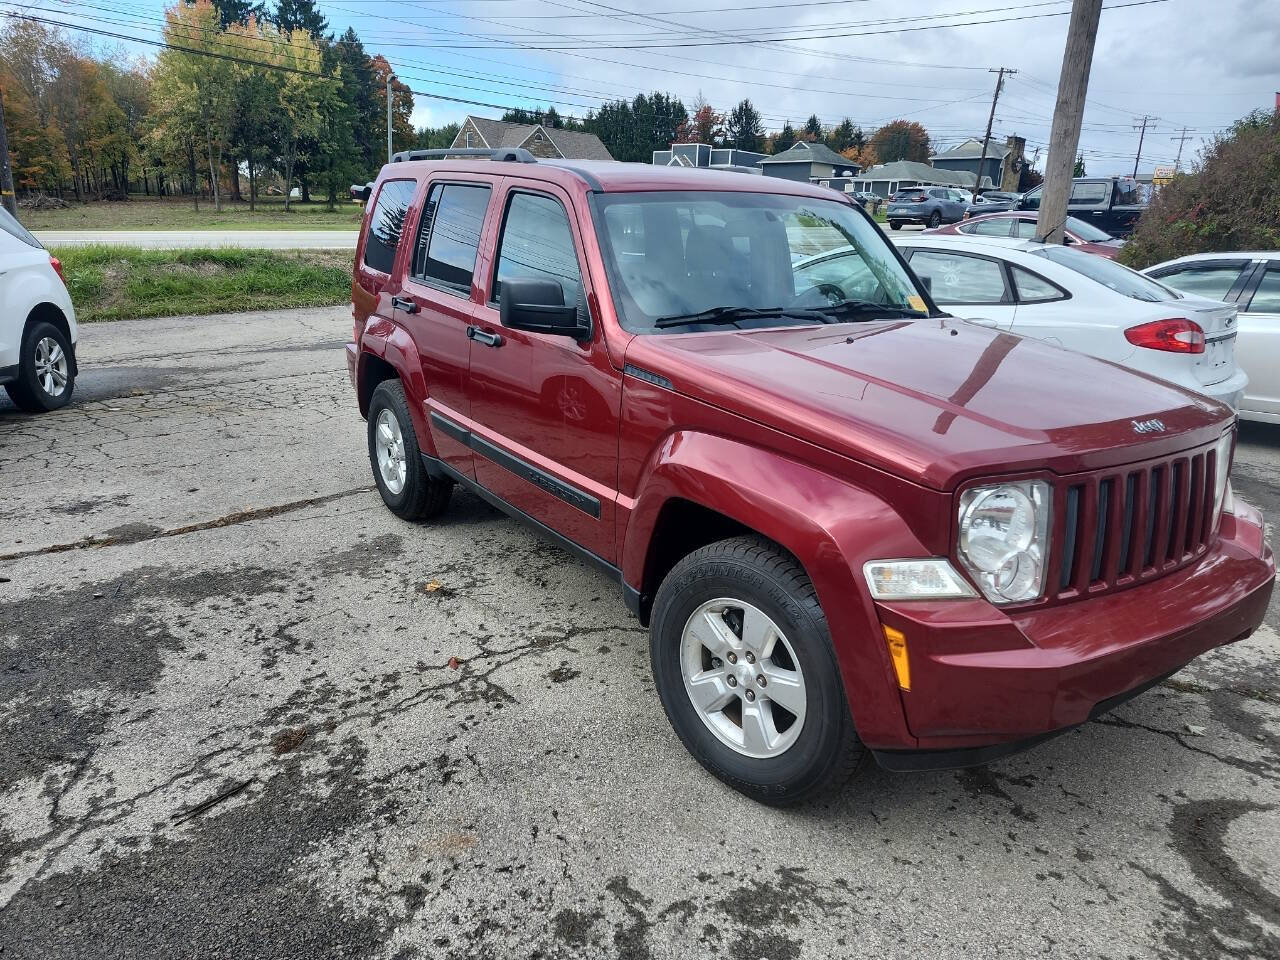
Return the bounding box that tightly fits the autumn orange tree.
[869,120,931,164]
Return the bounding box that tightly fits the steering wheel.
[791,281,846,308]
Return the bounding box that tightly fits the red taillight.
[1124,318,1205,354]
[49,256,66,286]
[913,194,927,202]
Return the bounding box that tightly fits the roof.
[382,157,850,199]
[854,161,991,188]
[1147,251,1279,267]
[464,116,614,161]
[758,140,856,168]
[931,137,1012,161]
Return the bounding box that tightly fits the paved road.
[0,309,1277,959]
[35,230,358,249]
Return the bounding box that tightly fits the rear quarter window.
[363,179,418,275]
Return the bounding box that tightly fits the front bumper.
[870,500,1274,770]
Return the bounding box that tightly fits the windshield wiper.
[821,299,928,320]
[653,306,836,329]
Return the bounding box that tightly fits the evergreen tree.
[208,0,263,28]
[827,118,857,152]
[803,113,823,142]
[772,121,797,153]
[274,0,328,38]
[726,99,763,152]
[1073,154,1086,177]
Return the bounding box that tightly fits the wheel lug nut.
[727,675,738,687]
[745,651,755,664]
[727,652,738,664]
[711,657,723,669]
[744,689,756,702]
[756,675,767,687]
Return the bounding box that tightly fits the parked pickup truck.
[1017,176,1150,238]
[346,149,1273,805]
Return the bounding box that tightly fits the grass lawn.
[22,197,362,232]
[52,246,352,323]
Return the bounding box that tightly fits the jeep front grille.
[1046,442,1221,601]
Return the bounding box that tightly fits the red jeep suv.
[346,148,1273,805]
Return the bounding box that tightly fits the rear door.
[396,175,499,478]
[1235,262,1280,418]
[903,247,1017,328]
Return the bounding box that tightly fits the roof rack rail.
[389,147,537,164]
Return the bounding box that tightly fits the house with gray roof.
[758,141,861,183]
[652,142,767,174]
[851,160,993,198]
[931,135,1027,191]
[450,116,614,161]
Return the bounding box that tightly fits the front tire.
[650,537,864,806]
[5,320,75,413]
[367,379,452,521]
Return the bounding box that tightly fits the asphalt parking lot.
[1,308,1277,960]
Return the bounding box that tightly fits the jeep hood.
[623,318,1231,490]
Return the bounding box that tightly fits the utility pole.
[1036,0,1103,244]
[0,83,17,218]
[971,67,1017,203]
[1131,114,1156,177]
[1170,126,1193,170]
[386,73,394,164]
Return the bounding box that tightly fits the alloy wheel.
[34,337,69,398]
[374,408,408,495]
[679,598,807,759]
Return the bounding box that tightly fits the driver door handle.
[467,325,503,348]
[392,296,419,314]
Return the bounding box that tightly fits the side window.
[493,192,582,307]
[363,179,417,274]
[908,250,1009,305]
[1155,264,1247,302]
[413,183,492,294]
[1245,267,1280,314]
[1069,181,1108,205]
[969,218,1012,237]
[1011,266,1065,303]
[1013,219,1039,239]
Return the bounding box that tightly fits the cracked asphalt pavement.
[1,306,1277,959]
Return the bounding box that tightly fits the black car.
[1017,177,1149,238]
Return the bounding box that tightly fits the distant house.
[651,142,768,173]
[758,141,860,183]
[450,116,614,161]
[931,135,1026,192]
[852,161,993,198]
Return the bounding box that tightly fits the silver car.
[1145,252,1280,424]
[885,187,970,230]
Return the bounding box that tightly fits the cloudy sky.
[16,0,1280,174]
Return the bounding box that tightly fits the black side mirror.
[500,278,586,339]
[919,275,933,295]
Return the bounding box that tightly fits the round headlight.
[958,482,1050,603]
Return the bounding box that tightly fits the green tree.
[1073,154,1086,177]
[827,118,858,152]
[772,121,797,153]
[803,113,823,142]
[210,0,264,28]
[273,0,328,37]
[726,99,763,152]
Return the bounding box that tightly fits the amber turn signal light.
[883,625,910,691]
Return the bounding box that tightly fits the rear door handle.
[392,296,419,314]
[466,325,503,348]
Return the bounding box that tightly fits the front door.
[397,176,499,479]
[465,184,622,563]
[902,247,1018,329]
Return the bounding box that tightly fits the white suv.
[0,206,77,412]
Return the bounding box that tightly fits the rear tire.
[367,379,452,521]
[649,536,864,806]
[928,210,942,228]
[5,319,75,413]
[889,221,902,231]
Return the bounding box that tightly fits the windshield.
[592,190,923,333]
[1064,216,1114,242]
[1032,246,1180,302]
